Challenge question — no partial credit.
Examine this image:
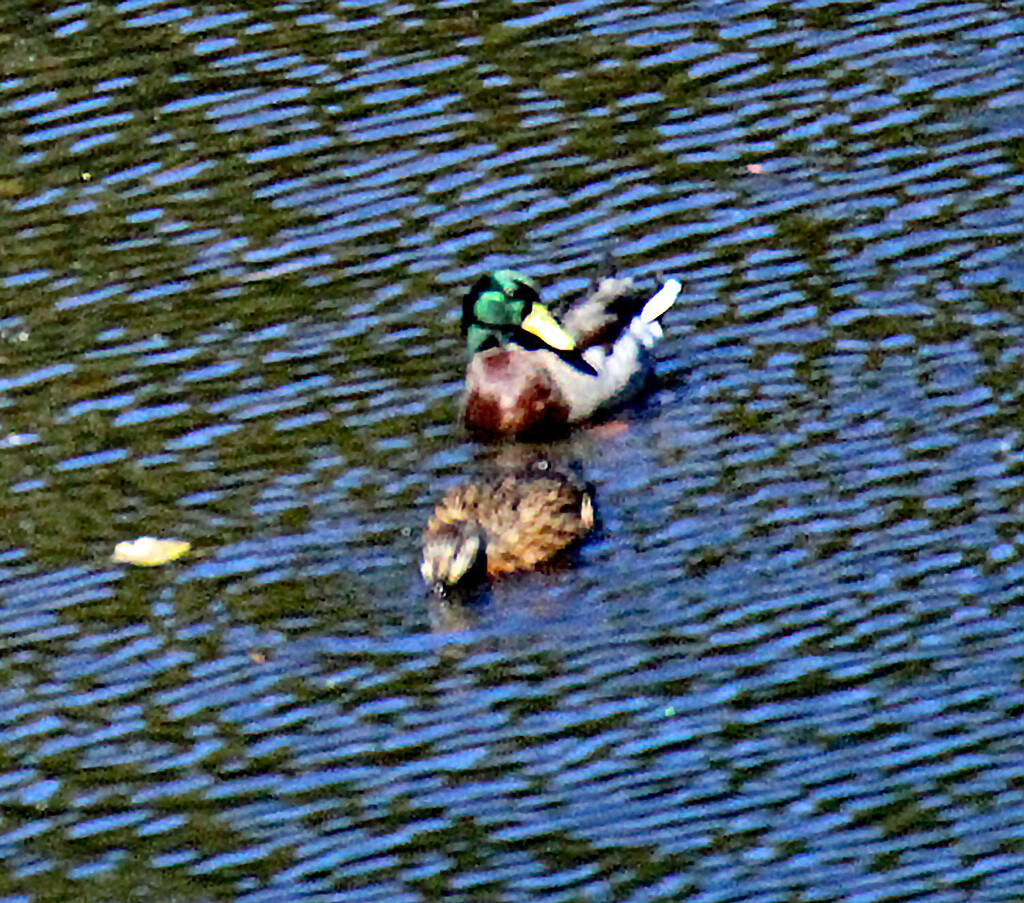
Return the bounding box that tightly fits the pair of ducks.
[421,262,681,593]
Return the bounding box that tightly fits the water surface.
[1,0,1024,899]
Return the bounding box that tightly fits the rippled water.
[2,0,1024,899]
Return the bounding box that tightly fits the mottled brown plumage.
[421,464,594,591]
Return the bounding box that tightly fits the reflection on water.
[2,0,1024,898]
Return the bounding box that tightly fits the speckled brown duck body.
[421,463,594,592]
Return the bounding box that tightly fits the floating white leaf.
[112,536,190,566]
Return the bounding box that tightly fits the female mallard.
[421,461,594,593]
[459,263,681,437]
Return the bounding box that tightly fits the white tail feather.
[640,279,681,324]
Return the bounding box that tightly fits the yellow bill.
[521,303,575,351]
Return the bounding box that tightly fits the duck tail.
[639,278,682,324]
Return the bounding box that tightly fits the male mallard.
[421,461,594,593]
[459,263,681,437]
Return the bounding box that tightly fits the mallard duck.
[459,263,681,437]
[421,461,594,593]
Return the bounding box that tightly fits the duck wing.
[556,276,662,349]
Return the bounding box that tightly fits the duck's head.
[421,520,488,592]
[462,269,576,356]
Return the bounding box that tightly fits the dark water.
[2,0,1024,899]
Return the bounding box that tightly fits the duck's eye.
[512,284,539,305]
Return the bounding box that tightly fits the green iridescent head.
[462,269,575,356]
[462,270,539,356]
